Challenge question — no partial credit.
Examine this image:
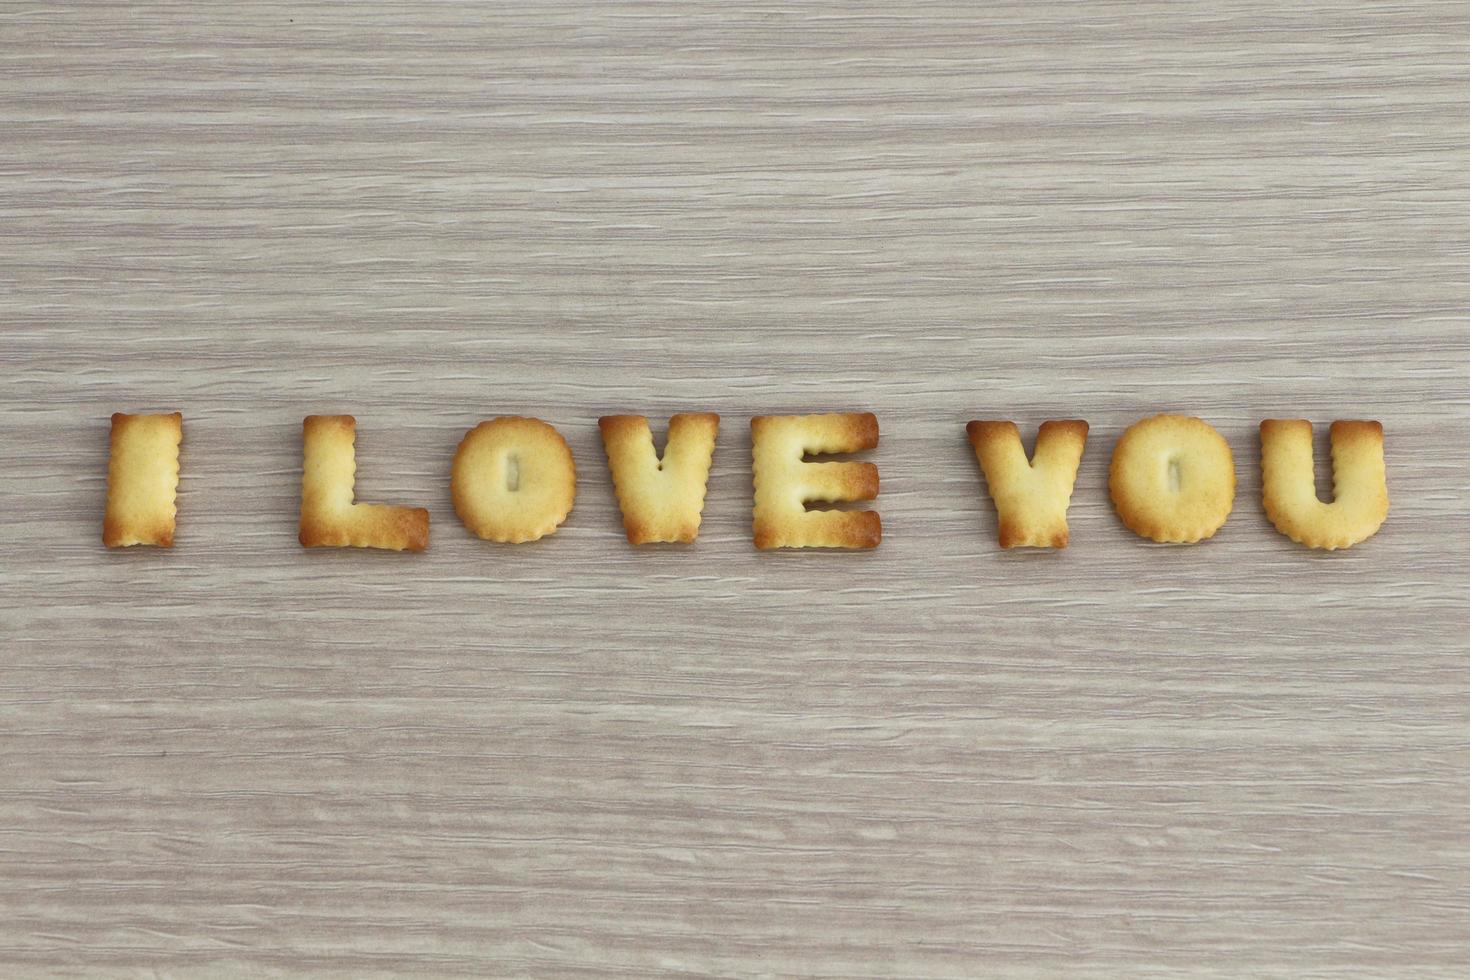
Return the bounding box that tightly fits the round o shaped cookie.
[1109,414,1235,544]
[451,417,576,543]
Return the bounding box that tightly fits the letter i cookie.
[103,412,183,547]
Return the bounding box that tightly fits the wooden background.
[4,1,1469,976]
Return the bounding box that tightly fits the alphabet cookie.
[452,417,576,543]
[103,412,183,548]
[751,412,880,549]
[298,415,429,551]
[1110,414,1235,543]
[599,413,719,544]
[1260,419,1388,550]
[967,419,1088,548]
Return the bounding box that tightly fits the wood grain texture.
[3,1,1470,975]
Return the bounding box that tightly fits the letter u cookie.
[1260,419,1388,550]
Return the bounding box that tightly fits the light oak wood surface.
[4,1,1469,976]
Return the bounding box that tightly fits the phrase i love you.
[100,410,1390,554]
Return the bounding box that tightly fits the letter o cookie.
[1260,419,1388,550]
[452,417,576,543]
[1109,414,1235,543]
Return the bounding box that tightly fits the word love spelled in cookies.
[101,411,1390,553]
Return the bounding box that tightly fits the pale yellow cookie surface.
[1109,414,1235,544]
[1261,419,1388,550]
[967,419,1088,548]
[104,412,183,548]
[299,415,429,552]
[599,413,719,544]
[452,416,576,543]
[751,412,880,550]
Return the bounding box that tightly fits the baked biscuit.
[452,417,576,543]
[103,412,183,548]
[1260,419,1388,550]
[599,413,719,544]
[298,415,429,551]
[751,412,880,550]
[966,419,1089,548]
[1109,414,1235,543]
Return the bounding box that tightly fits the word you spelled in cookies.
[102,411,1389,553]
